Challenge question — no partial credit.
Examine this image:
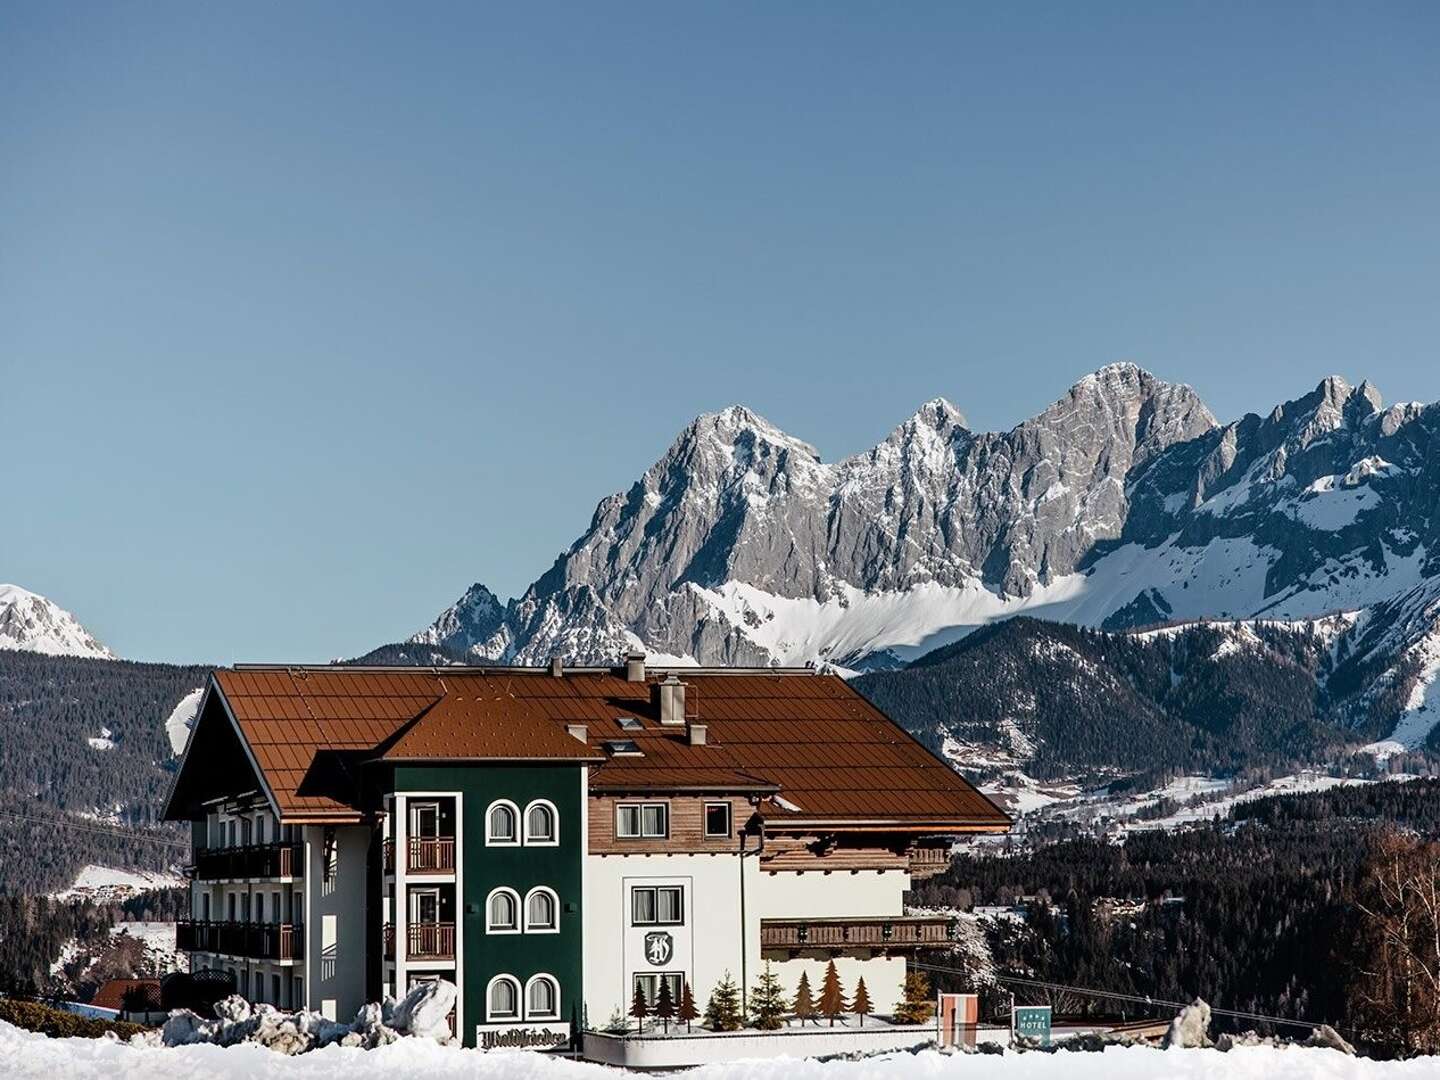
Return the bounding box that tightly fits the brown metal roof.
[378,682,605,763]
[202,665,1009,832]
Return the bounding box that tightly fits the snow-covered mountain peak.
[0,585,115,660]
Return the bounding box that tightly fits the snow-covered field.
[1,1023,1433,1080]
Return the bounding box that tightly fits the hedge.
[0,998,149,1039]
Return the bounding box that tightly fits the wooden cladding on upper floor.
[587,795,753,854]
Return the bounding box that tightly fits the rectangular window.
[616,802,668,839]
[704,803,732,838]
[633,973,683,1008]
[631,885,684,926]
[272,891,281,923]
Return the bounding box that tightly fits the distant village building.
[163,655,1009,1054]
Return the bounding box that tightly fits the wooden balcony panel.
[191,844,304,881]
[407,922,455,961]
[176,920,305,961]
[407,837,455,874]
[759,915,956,949]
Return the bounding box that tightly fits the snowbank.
[1,1021,1432,1080]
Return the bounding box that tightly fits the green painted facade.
[390,763,585,1048]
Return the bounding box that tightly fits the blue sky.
[3,2,1439,663]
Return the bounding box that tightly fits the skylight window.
[616,717,643,731]
[604,739,643,757]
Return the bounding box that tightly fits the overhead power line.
[0,808,190,850]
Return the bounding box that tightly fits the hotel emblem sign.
[643,931,674,966]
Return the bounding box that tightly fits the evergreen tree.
[704,971,744,1032]
[629,983,649,1032]
[654,977,676,1032]
[851,977,872,1026]
[818,960,848,1025]
[749,962,787,1030]
[791,970,817,1026]
[677,981,699,1032]
[893,970,934,1024]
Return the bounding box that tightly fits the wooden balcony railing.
[760,915,956,949]
[192,843,304,881]
[407,837,455,874]
[407,922,455,960]
[176,920,305,961]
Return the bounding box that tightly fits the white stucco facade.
[751,867,909,919]
[303,824,369,1021]
[583,852,761,1025]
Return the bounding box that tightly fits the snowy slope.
[0,584,114,659]
[0,1022,1408,1080]
[163,688,205,756]
[52,865,184,901]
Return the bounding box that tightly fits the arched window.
[524,886,559,933]
[487,974,521,1020]
[486,887,520,934]
[523,799,558,845]
[486,800,519,845]
[525,974,560,1020]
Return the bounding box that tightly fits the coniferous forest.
[913,779,1440,1054]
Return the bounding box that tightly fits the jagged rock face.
[413,367,1439,699]
[0,584,114,659]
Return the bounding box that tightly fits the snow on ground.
[0,1022,1425,1080]
[87,727,115,751]
[164,688,205,756]
[53,865,184,901]
[979,772,1082,816]
[1110,772,1383,832]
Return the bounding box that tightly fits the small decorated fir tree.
[677,981,699,1032]
[630,983,650,1032]
[654,978,676,1032]
[749,962,787,1030]
[892,970,935,1024]
[818,960,849,1026]
[851,977,872,1026]
[604,1007,630,1034]
[792,970,818,1026]
[704,971,744,1032]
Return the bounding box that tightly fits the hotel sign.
[1012,1005,1052,1045]
[474,1022,572,1051]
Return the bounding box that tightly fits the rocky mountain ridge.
[411,367,1438,735]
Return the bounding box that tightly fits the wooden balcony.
[407,922,455,961]
[406,837,455,874]
[177,920,305,961]
[192,843,304,881]
[760,915,956,950]
[380,838,455,874]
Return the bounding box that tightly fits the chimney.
[625,651,646,682]
[566,723,588,743]
[657,673,686,726]
[687,721,707,746]
[549,656,564,677]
